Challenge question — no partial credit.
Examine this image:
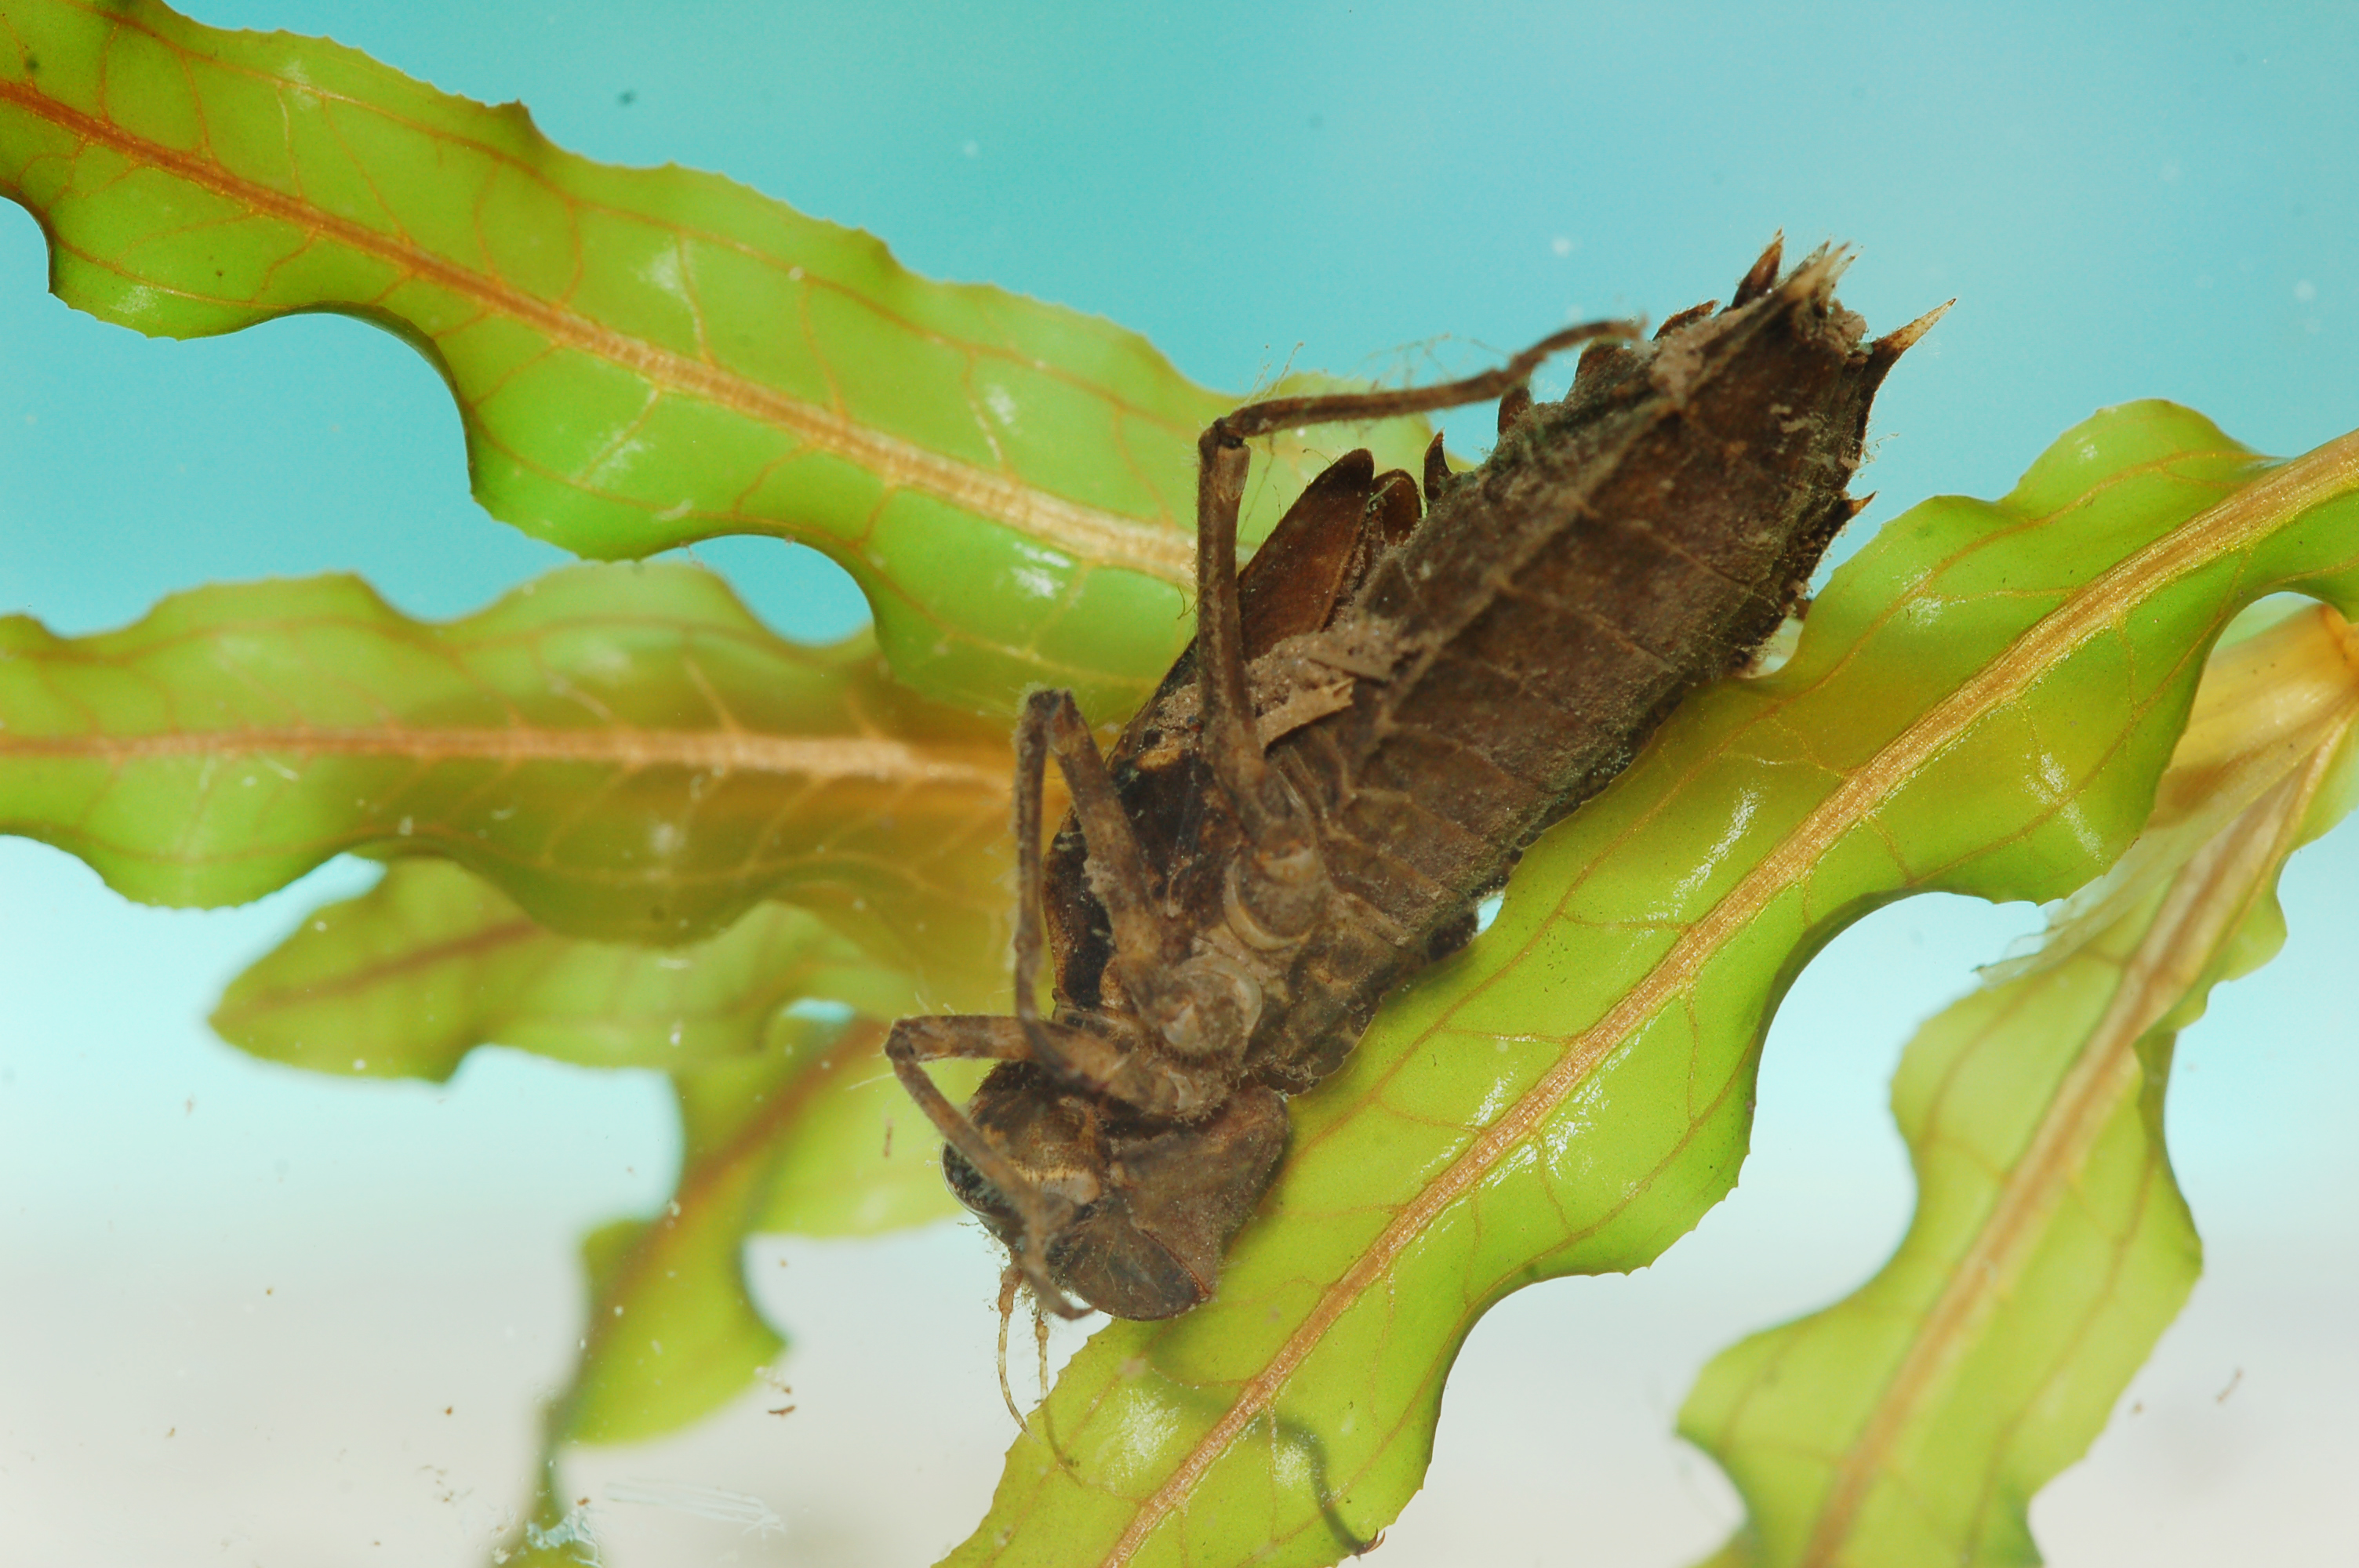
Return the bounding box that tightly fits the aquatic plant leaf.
[0,562,1016,1008]
[947,405,2359,1568]
[213,858,918,1079]
[538,1018,973,1450]
[0,0,1436,717]
[537,1014,939,1443]
[742,1021,986,1240]
[1677,601,2359,1568]
[562,1190,777,1451]
[226,855,983,1518]
[213,855,975,1236]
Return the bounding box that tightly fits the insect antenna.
[1034,1298,1052,1409]
[994,1263,1024,1431]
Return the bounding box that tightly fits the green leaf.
[213,855,975,1236]
[552,1055,806,1450]
[497,1052,816,1565]
[1677,601,2359,1568]
[213,852,980,1468]
[544,1022,980,1453]
[213,858,918,1079]
[0,0,1436,717]
[742,1017,983,1240]
[945,405,2359,1568]
[0,561,1017,1006]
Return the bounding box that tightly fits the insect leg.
[892,1011,1202,1119]
[1016,688,1238,1091]
[885,1015,1085,1316]
[888,1012,1219,1316]
[1010,681,1052,1023]
[1212,316,1641,445]
[1019,688,1183,981]
[1191,421,1278,825]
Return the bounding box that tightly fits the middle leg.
[889,1012,1212,1121]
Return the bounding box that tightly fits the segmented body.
[1049,252,1896,1092]
[907,245,1936,1319]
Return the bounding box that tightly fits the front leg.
[887,1014,1086,1316]
[1020,687,1278,1069]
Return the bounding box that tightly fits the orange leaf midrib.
[1792,622,2359,1566]
[0,720,1010,787]
[0,58,1195,581]
[211,910,543,1027]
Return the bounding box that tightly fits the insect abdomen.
[1260,253,1909,1087]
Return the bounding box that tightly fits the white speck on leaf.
[640,245,685,302]
[1009,566,1060,600]
[983,383,1020,430]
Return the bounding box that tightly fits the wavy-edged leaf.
[1676,601,2359,1568]
[742,1019,980,1240]
[946,405,2359,1568]
[548,1020,932,1449]
[225,859,983,1548]
[496,1018,986,1564]
[213,855,972,1236]
[213,858,917,1078]
[0,561,1017,1006]
[0,0,1438,717]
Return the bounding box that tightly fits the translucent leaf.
[494,1049,825,1562]
[0,0,1435,717]
[551,1031,841,1447]
[947,407,2359,1567]
[0,561,1017,1008]
[535,1022,981,1456]
[217,854,975,1244]
[1677,601,2359,1568]
[215,852,978,1475]
[213,858,918,1080]
[566,1189,777,1452]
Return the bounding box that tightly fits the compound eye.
[941,1142,1021,1244]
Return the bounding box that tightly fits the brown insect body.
[889,241,1941,1320]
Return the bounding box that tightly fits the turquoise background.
[1,2,2354,1563]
